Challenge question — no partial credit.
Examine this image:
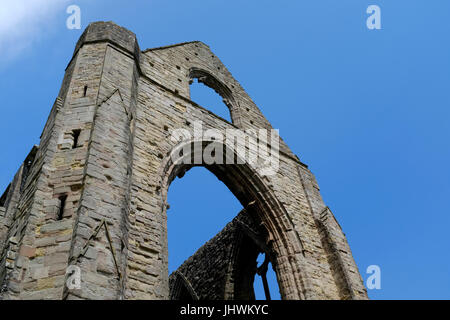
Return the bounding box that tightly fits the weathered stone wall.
[297,165,368,299]
[0,21,367,300]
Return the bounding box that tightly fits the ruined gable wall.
[0,21,367,300]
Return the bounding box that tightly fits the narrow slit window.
[72,129,81,149]
[57,195,67,220]
[83,85,88,97]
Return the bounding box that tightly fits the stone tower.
[0,22,367,300]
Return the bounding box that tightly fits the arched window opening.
[232,228,281,301]
[166,165,283,300]
[232,233,261,300]
[188,68,236,123]
[189,78,232,122]
[254,253,281,300]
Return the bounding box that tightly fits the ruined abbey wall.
[0,21,367,300]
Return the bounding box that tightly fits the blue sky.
[1,1,449,300]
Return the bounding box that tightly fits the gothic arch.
[188,67,239,124]
[159,139,310,299]
[169,271,199,300]
[226,213,277,300]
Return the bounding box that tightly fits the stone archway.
[0,22,367,300]
[160,139,310,300]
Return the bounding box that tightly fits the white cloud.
[0,0,70,64]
